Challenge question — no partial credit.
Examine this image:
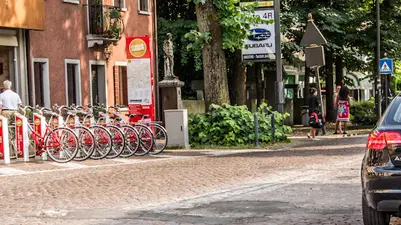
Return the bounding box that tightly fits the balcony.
[0,0,44,30]
[86,4,125,48]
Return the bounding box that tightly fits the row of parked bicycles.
[8,104,168,163]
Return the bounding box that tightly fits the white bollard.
[15,113,29,162]
[0,116,10,164]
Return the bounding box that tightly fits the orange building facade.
[0,0,156,108]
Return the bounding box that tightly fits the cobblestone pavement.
[1,135,399,224]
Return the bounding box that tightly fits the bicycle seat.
[125,114,136,118]
[109,113,120,119]
[77,112,93,118]
[43,111,55,117]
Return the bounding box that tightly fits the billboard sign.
[242,9,275,62]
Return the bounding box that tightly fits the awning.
[346,71,372,90]
[0,35,18,47]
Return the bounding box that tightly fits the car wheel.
[362,195,391,225]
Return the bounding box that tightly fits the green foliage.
[189,103,292,146]
[92,104,107,121]
[157,18,203,74]
[350,98,377,125]
[188,0,267,52]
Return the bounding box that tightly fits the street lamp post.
[274,0,284,113]
[376,0,382,118]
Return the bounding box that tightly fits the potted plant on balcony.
[109,8,121,20]
[95,13,104,34]
[104,8,122,40]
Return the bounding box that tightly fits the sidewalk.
[291,122,372,138]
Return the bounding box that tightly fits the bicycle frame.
[27,122,61,156]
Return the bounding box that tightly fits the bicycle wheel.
[134,124,154,156]
[119,125,140,158]
[90,125,113,160]
[73,126,95,161]
[44,127,79,163]
[148,124,168,155]
[105,125,126,159]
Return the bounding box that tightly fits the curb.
[289,133,369,140]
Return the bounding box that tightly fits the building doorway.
[65,59,81,105]
[114,66,128,106]
[0,46,15,90]
[90,64,106,105]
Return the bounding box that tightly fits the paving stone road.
[1,135,400,224]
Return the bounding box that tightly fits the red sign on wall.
[126,36,151,59]
[126,36,155,122]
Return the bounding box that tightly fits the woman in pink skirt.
[335,86,351,134]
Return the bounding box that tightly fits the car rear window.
[384,97,401,124]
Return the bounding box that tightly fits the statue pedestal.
[159,79,185,121]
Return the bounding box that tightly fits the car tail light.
[367,131,401,150]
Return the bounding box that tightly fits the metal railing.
[88,4,124,39]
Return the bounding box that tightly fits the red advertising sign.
[126,36,151,59]
[126,36,155,123]
[33,115,42,135]
[15,116,23,158]
[0,119,4,160]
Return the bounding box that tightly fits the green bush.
[349,98,376,125]
[188,103,292,147]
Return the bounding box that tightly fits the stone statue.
[163,33,177,80]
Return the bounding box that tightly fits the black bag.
[309,112,323,128]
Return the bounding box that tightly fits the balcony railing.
[88,4,125,40]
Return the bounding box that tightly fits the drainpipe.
[153,0,160,121]
[25,29,32,105]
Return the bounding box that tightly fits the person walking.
[333,85,341,134]
[335,86,351,134]
[0,80,22,122]
[307,88,321,140]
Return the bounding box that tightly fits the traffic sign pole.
[379,58,393,110]
[376,0,381,118]
[274,0,284,113]
[385,76,389,109]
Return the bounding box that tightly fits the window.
[33,62,45,107]
[62,0,80,5]
[65,60,81,105]
[114,0,125,9]
[32,58,50,107]
[139,0,150,13]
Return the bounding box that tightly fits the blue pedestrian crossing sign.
[380,59,393,75]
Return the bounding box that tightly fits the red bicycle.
[22,106,79,163]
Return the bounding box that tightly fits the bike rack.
[15,113,29,162]
[0,116,10,164]
[33,113,46,137]
[33,113,46,159]
[51,115,64,128]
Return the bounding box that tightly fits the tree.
[187,0,263,110]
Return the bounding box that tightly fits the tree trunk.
[325,50,335,122]
[335,56,344,86]
[195,1,230,110]
[256,63,263,107]
[231,50,247,105]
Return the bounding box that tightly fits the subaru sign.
[242,8,276,62]
[248,28,271,41]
